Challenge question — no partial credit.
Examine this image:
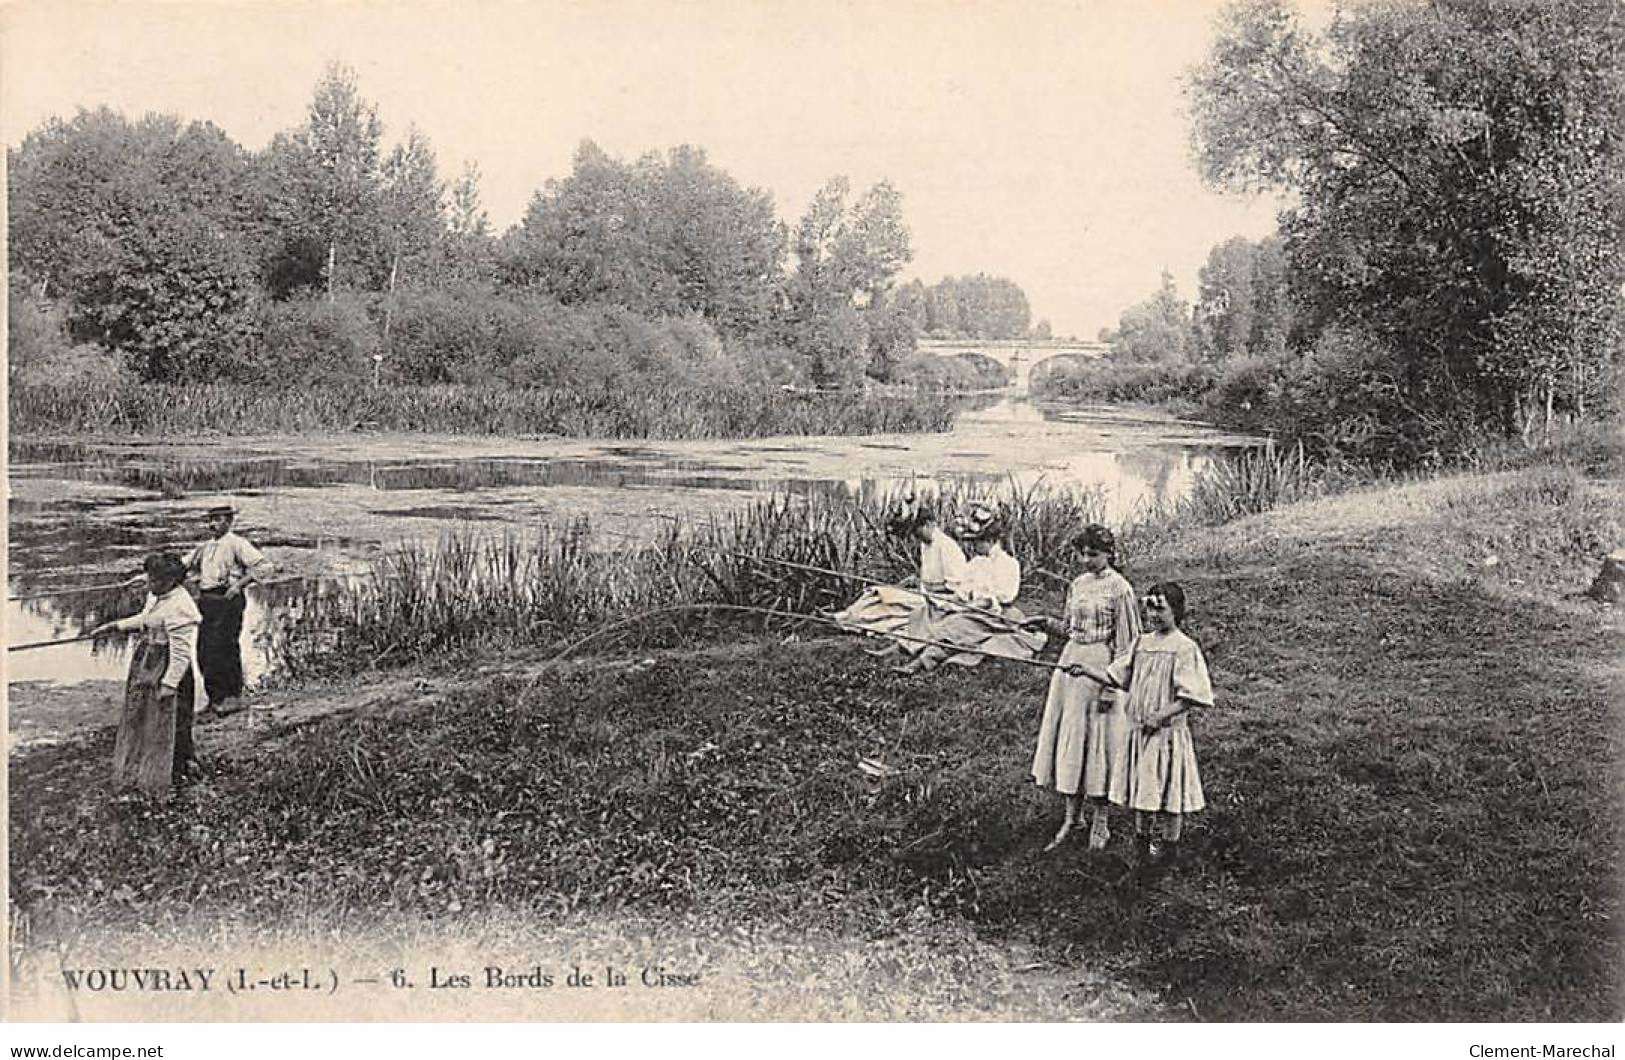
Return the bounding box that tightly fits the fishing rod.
[7,633,102,653]
[6,560,399,604]
[7,578,146,603]
[716,548,1047,629]
[544,600,1078,677]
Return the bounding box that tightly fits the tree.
[911,274,1033,339]
[377,127,445,284]
[376,126,445,357]
[863,294,919,382]
[260,63,385,300]
[1189,0,1625,438]
[440,161,496,281]
[1107,270,1196,362]
[504,141,784,336]
[7,108,259,381]
[837,181,912,307]
[646,145,786,335]
[1194,234,1292,362]
[892,279,930,333]
[788,178,913,307]
[924,279,963,337]
[448,162,490,240]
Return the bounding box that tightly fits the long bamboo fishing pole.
[8,633,102,653]
[712,548,1056,630]
[8,578,146,603]
[544,600,1073,676]
[7,564,390,605]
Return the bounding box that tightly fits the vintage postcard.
[4,0,1620,1036]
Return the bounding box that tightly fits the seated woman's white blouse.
[956,545,1022,607]
[113,588,202,690]
[919,529,968,590]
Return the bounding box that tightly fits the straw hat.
[956,502,1005,542]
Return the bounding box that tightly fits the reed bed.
[1173,442,1324,526]
[271,479,1116,679]
[9,383,956,440]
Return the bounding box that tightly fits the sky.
[2,0,1301,338]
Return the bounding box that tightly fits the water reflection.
[8,399,1259,689]
[8,582,291,686]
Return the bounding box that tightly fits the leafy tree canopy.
[1188,0,1625,432]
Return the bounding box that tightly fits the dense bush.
[6,288,130,388]
[1030,358,1214,406]
[226,293,381,387]
[1202,326,1497,470]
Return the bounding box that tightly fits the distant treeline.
[1039,0,1623,471]
[7,64,1042,407]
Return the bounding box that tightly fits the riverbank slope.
[9,464,1621,1020]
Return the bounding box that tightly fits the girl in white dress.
[1063,581,1213,872]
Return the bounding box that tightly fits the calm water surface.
[6,397,1259,689]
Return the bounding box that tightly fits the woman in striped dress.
[1027,526,1140,851]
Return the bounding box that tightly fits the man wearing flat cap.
[183,504,274,717]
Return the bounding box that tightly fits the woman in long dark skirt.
[91,552,203,794]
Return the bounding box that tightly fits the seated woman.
[832,502,966,640]
[893,503,1047,674]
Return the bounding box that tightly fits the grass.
[10,455,1623,1020]
[7,382,957,440]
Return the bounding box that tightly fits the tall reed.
[1175,442,1322,525]
[10,383,956,440]
[271,480,1114,678]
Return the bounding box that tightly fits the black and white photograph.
[3,0,1622,1038]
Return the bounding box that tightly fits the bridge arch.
[916,339,1110,392]
[1028,351,1103,390]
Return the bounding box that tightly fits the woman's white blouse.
[957,545,1021,606]
[919,529,968,590]
[113,588,202,690]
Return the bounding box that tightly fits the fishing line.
[712,548,1050,629]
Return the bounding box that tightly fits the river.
[6,396,1258,691]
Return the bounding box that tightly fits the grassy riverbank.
[8,382,956,440]
[9,458,1622,1020]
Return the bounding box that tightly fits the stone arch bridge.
[918,339,1110,392]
